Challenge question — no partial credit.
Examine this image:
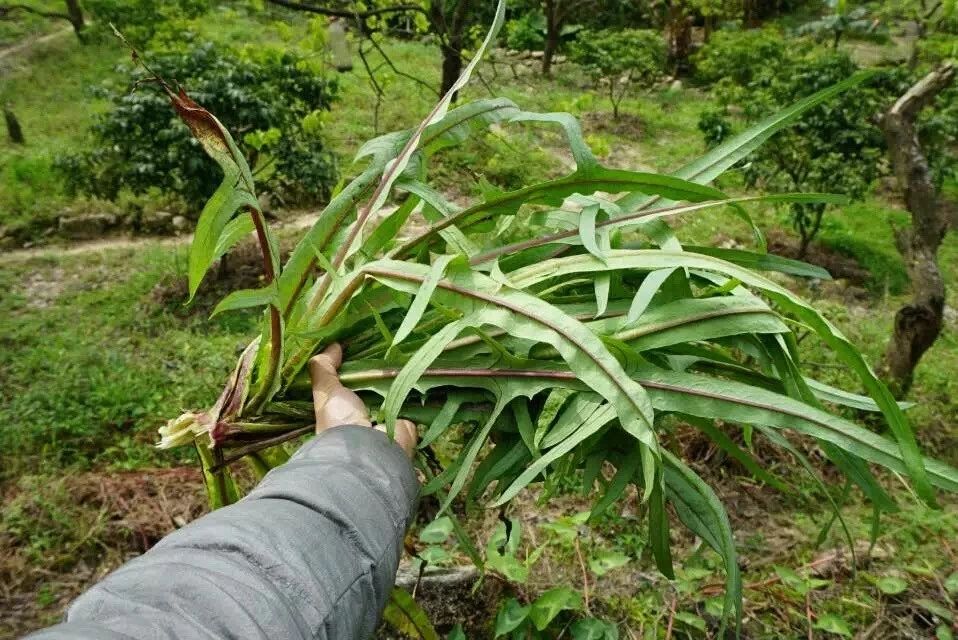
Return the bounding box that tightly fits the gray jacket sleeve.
[26,425,419,640]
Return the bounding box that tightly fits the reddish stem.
[246,206,283,413]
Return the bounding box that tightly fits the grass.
[0,37,122,237]
[0,245,260,478]
[1,10,957,638]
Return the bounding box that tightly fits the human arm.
[27,345,419,640]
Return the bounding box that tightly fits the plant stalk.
[245,205,283,414]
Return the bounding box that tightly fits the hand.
[309,343,417,458]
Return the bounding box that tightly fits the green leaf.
[212,212,255,264]
[663,452,741,631]
[681,415,789,492]
[496,404,617,505]
[419,394,465,449]
[529,587,583,631]
[684,245,831,279]
[211,284,279,317]
[814,613,853,637]
[494,598,530,636]
[510,249,944,504]
[589,550,631,576]
[391,254,458,349]
[578,203,605,262]
[916,598,955,623]
[944,571,958,595]
[419,517,455,544]
[570,618,619,640]
[419,546,452,565]
[674,612,708,632]
[638,367,958,493]
[589,450,640,521]
[626,268,677,323]
[875,575,909,595]
[509,110,598,171]
[367,261,659,501]
[189,180,258,300]
[347,0,508,254]
[382,588,440,640]
[648,477,674,579]
[447,624,466,640]
[398,168,729,257]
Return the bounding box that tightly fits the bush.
[699,47,903,256]
[569,28,667,119]
[58,42,339,210]
[914,34,958,187]
[83,0,212,44]
[504,13,545,51]
[692,27,788,87]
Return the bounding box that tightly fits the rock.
[141,210,174,234]
[257,192,273,214]
[58,213,117,240]
[944,305,957,328]
[171,215,190,233]
[670,79,684,91]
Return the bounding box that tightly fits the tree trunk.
[4,105,25,145]
[666,3,692,76]
[879,64,955,397]
[64,0,85,39]
[439,42,464,98]
[542,0,560,76]
[432,0,471,100]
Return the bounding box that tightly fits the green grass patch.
[0,246,259,477]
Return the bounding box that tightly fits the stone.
[58,213,117,240]
[171,215,190,233]
[141,210,174,234]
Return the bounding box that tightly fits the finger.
[375,419,418,458]
[317,387,372,431]
[309,343,343,376]
[309,343,370,431]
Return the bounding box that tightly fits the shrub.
[83,0,212,44]
[58,42,339,210]
[569,28,667,119]
[699,48,902,256]
[692,27,788,87]
[914,34,958,188]
[504,12,546,51]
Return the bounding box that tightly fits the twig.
[664,594,677,640]
[365,34,439,97]
[805,591,814,640]
[356,41,384,134]
[265,0,428,23]
[574,536,591,615]
[701,551,840,596]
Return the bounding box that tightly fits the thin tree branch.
[366,34,440,97]
[265,0,428,21]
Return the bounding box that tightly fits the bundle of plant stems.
[149,4,958,628]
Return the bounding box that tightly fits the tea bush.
[58,41,339,209]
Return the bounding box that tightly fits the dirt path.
[0,24,74,67]
[0,211,325,264]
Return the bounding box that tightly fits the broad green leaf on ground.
[529,587,582,631]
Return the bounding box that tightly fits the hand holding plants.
[310,343,417,458]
